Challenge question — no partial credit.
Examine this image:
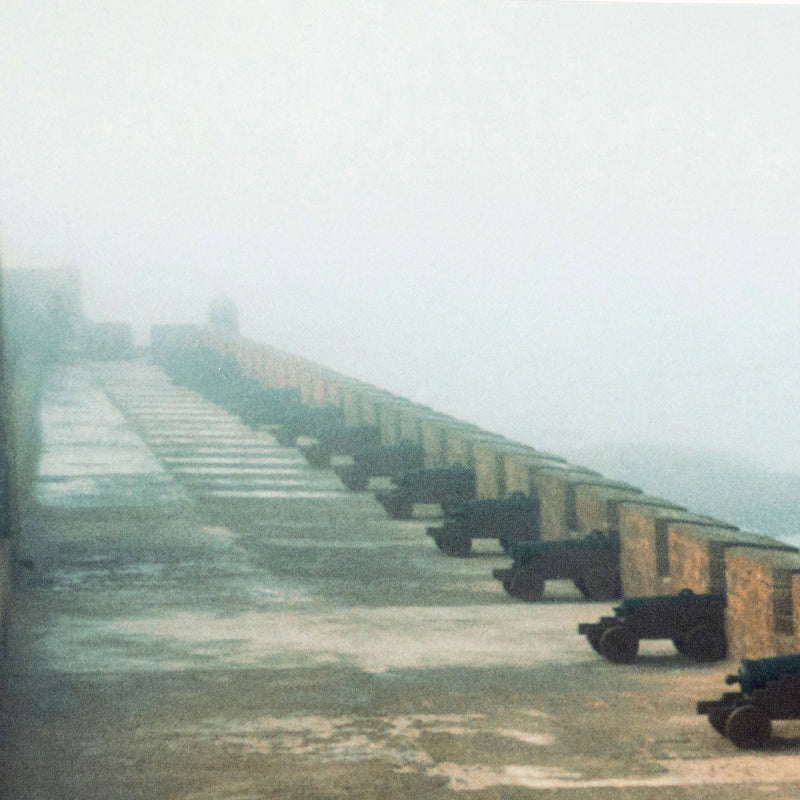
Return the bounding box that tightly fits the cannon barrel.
[615,589,725,617]
[509,530,618,566]
[273,405,344,445]
[396,465,476,496]
[353,440,425,476]
[299,424,382,468]
[447,492,538,521]
[727,652,800,695]
[333,440,426,490]
[320,424,381,453]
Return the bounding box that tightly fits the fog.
[1,1,799,474]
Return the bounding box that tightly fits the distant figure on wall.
[208,297,240,337]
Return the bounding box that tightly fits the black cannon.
[697,652,800,749]
[229,381,303,429]
[298,425,382,469]
[332,441,426,492]
[578,588,726,664]
[271,405,345,447]
[157,345,306,429]
[374,466,476,520]
[160,345,242,402]
[426,491,540,557]
[493,530,622,602]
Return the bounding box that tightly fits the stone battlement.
[150,322,800,661]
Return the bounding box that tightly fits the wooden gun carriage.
[374,466,476,520]
[578,588,726,663]
[426,491,540,557]
[298,425,382,468]
[332,441,425,492]
[697,652,800,749]
[493,530,622,602]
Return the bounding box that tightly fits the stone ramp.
[96,360,346,501]
[35,363,189,509]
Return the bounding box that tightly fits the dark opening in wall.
[565,484,579,532]
[655,518,671,577]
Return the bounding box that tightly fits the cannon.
[160,345,242,402]
[493,530,622,602]
[374,466,476,520]
[426,491,540,557]
[578,588,726,664]
[697,652,800,749]
[332,441,425,492]
[157,345,306,429]
[228,381,303,429]
[270,405,345,447]
[297,425,382,469]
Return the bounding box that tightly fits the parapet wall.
[151,324,800,661]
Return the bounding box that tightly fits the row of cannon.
[157,344,800,750]
[319,428,800,750]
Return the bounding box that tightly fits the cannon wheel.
[583,626,604,654]
[434,531,472,558]
[597,625,639,664]
[672,635,690,657]
[752,674,800,719]
[725,705,772,749]
[506,568,545,602]
[707,707,734,736]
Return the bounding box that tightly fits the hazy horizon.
[2,2,799,474]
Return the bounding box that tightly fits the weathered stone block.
[283,362,315,403]
[397,406,444,446]
[420,420,450,468]
[617,500,699,597]
[417,419,477,468]
[668,524,794,595]
[473,442,509,500]
[377,400,411,446]
[322,378,351,409]
[472,443,561,500]
[725,548,800,659]
[341,388,391,428]
[530,466,605,542]
[573,479,643,534]
[310,375,331,407]
[444,429,506,469]
[502,451,573,498]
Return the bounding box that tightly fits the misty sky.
[1,2,799,473]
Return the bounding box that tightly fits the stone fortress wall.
[151,321,800,662]
[0,267,87,653]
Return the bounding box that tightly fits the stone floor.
[2,359,800,799]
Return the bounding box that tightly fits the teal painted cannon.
[493,530,621,602]
[332,441,425,492]
[426,491,540,557]
[728,653,800,694]
[697,652,800,749]
[578,588,726,663]
[374,466,476,520]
